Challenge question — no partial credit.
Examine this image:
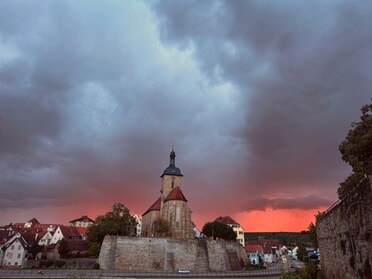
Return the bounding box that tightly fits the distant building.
[69,216,94,228]
[50,226,82,244]
[246,239,280,264]
[2,234,29,267]
[24,218,40,228]
[132,214,142,237]
[245,244,263,265]
[141,147,195,238]
[215,216,245,246]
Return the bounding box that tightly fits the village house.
[69,216,94,228]
[245,244,264,265]
[245,239,280,266]
[2,235,29,267]
[49,226,83,244]
[0,219,91,265]
[0,230,41,268]
[132,214,142,237]
[214,216,245,246]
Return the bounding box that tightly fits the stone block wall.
[99,236,248,271]
[317,177,372,279]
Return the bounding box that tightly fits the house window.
[18,245,21,250]
[11,245,14,250]
[17,254,21,259]
[15,262,18,266]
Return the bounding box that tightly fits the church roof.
[162,166,183,176]
[142,197,161,216]
[69,216,94,223]
[164,186,188,202]
[161,148,183,177]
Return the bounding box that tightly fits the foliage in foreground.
[338,98,372,198]
[280,262,318,279]
[86,202,136,256]
[202,221,236,241]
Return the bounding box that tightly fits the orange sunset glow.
[0,1,370,234]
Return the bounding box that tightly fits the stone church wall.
[316,176,372,279]
[99,236,248,271]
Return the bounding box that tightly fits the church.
[141,147,195,238]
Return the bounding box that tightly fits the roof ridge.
[164,186,187,202]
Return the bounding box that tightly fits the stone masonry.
[317,176,372,279]
[99,236,248,271]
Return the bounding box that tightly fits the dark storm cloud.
[244,196,331,212]
[152,0,372,211]
[0,0,371,224]
[0,0,239,219]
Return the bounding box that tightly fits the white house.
[38,231,53,246]
[214,216,245,246]
[2,235,28,267]
[245,244,263,265]
[69,216,94,228]
[50,226,81,244]
[132,214,142,237]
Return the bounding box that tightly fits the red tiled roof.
[245,244,263,253]
[215,216,239,225]
[27,218,40,225]
[36,231,48,239]
[21,231,37,244]
[75,227,88,236]
[246,240,261,245]
[59,226,82,238]
[5,236,28,250]
[143,197,161,215]
[0,230,13,245]
[67,239,89,252]
[69,216,94,223]
[262,239,280,247]
[13,223,25,228]
[34,224,62,231]
[164,187,187,202]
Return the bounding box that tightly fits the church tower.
[160,146,183,202]
[141,147,194,238]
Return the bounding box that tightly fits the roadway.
[0,255,305,279]
[0,269,284,279]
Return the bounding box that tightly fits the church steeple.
[169,144,176,167]
[161,144,183,177]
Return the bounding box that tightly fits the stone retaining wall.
[99,236,248,271]
[316,176,372,279]
[26,258,98,269]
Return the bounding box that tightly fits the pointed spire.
[161,143,183,177]
[161,144,183,177]
[169,142,176,167]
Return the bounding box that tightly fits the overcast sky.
[1,0,371,231]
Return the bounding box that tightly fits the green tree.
[202,221,236,241]
[338,98,372,198]
[29,241,43,259]
[296,243,308,262]
[307,222,318,248]
[155,219,170,235]
[58,238,70,258]
[87,202,136,256]
[280,261,317,279]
